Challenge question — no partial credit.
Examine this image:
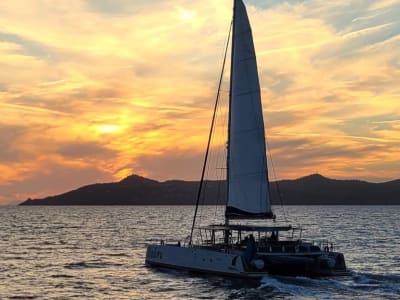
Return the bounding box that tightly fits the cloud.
[0,124,28,163]
[57,141,117,159]
[0,0,399,204]
[0,32,52,59]
[85,0,137,15]
[135,151,205,181]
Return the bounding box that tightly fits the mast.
[225,0,236,225]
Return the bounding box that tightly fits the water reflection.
[0,205,399,299]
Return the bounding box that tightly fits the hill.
[19,173,400,205]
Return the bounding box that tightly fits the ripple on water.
[64,261,123,269]
[50,274,75,278]
[0,206,399,299]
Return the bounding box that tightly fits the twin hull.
[145,244,348,278]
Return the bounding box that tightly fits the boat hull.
[146,244,267,278]
[262,252,349,276]
[146,244,349,278]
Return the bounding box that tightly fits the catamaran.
[146,0,348,278]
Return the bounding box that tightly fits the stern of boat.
[257,249,349,276]
[315,251,349,276]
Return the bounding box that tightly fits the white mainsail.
[226,0,273,219]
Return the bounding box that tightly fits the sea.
[0,205,399,299]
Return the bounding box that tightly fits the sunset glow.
[0,0,399,204]
[96,124,122,134]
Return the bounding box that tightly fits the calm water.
[0,205,399,299]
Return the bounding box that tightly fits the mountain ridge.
[19,173,400,205]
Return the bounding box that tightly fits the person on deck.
[244,234,256,261]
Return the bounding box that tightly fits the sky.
[0,0,399,205]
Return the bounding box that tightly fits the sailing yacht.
[145,0,348,278]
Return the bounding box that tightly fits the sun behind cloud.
[178,7,197,22]
[0,0,399,205]
[96,124,122,134]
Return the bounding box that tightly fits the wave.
[64,261,123,269]
[259,275,343,299]
[50,274,75,278]
[100,252,130,257]
[258,272,400,299]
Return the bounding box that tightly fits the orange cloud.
[0,0,399,204]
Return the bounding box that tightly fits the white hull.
[146,244,268,278]
[146,244,349,278]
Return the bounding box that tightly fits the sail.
[226,0,274,219]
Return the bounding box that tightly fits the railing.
[313,240,334,252]
[158,239,183,247]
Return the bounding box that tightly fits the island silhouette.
[19,173,400,205]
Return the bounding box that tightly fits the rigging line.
[189,20,233,245]
[213,104,222,219]
[215,92,229,218]
[204,40,229,224]
[202,39,232,224]
[212,90,227,218]
[200,137,213,225]
[265,134,288,222]
[203,93,220,209]
[199,116,220,227]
